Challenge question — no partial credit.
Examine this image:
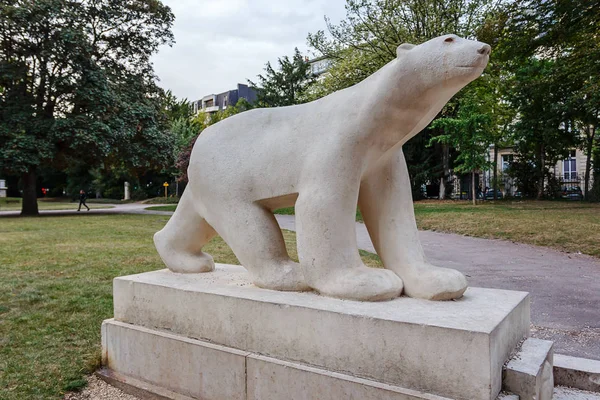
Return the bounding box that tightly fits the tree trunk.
[439,143,449,200]
[472,170,476,206]
[493,144,498,200]
[21,167,39,216]
[537,144,545,200]
[584,126,595,199]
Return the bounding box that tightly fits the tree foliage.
[0,0,176,214]
[248,48,314,107]
[431,89,494,203]
[307,0,499,92]
[497,0,599,199]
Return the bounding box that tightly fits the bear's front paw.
[401,264,467,300]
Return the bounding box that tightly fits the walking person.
[78,189,90,211]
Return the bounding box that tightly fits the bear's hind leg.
[213,202,309,291]
[154,189,216,273]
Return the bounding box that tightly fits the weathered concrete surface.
[246,354,454,400]
[113,265,529,400]
[554,354,600,392]
[503,338,554,400]
[102,319,248,400]
[274,214,600,361]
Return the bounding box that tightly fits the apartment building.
[191,83,257,115]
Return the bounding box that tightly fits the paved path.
[2,204,599,360]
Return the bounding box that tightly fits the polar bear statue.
[154,34,491,302]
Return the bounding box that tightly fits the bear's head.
[396,35,490,91]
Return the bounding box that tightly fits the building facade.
[482,145,594,197]
[191,83,257,115]
[308,56,331,78]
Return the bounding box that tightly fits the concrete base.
[102,319,453,400]
[104,264,531,400]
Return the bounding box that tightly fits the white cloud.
[151,0,346,101]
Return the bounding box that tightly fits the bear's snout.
[477,44,491,56]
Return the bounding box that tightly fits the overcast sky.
[151,0,346,101]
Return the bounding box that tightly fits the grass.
[0,214,382,400]
[413,200,600,257]
[145,205,177,212]
[275,200,600,258]
[0,197,113,211]
[142,197,180,205]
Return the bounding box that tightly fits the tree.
[498,0,600,199]
[431,91,494,205]
[164,89,192,121]
[308,0,499,92]
[248,48,314,107]
[505,59,577,199]
[0,0,175,215]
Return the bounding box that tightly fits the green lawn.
[413,200,600,257]
[145,205,177,212]
[0,198,113,212]
[0,214,382,399]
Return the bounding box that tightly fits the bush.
[143,196,180,204]
[102,186,124,200]
[131,188,148,201]
[588,178,600,202]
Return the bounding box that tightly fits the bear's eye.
[444,37,454,43]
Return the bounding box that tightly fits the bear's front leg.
[359,146,468,300]
[295,181,403,301]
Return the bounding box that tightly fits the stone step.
[102,319,453,400]
[503,337,554,400]
[554,354,600,393]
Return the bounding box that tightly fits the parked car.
[484,189,503,200]
[561,186,583,200]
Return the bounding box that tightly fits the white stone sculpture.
[154,34,490,302]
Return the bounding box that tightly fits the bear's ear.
[396,43,415,58]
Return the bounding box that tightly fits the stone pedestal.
[102,264,530,400]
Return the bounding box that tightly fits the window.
[563,150,577,181]
[501,154,514,171]
[223,97,228,108]
[205,99,214,108]
[311,59,330,75]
